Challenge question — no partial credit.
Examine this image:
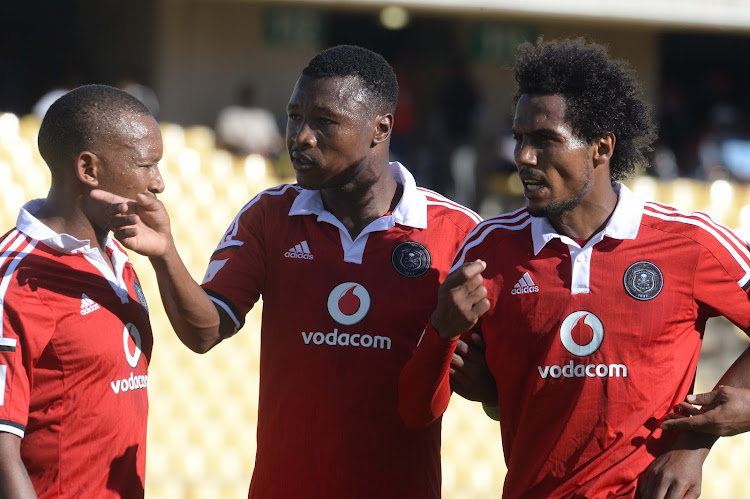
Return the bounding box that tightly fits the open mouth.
[291,153,318,170]
[520,175,547,195]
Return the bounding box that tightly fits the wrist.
[430,312,463,340]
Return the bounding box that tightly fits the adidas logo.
[511,272,539,295]
[284,240,314,260]
[80,293,101,315]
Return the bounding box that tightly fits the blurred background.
[2,0,750,497]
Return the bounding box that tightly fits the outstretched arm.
[660,385,750,436]
[399,260,491,428]
[90,190,234,353]
[0,433,37,498]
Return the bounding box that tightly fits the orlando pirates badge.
[623,261,663,301]
[133,279,149,314]
[392,242,431,278]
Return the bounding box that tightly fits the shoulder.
[243,183,301,211]
[231,183,301,222]
[1,229,42,273]
[641,200,750,267]
[450,208,531,268]
[641,201,747,248]
[420,187,482,230]
[0,229,48,305]
[465,207,531,244]
[215,184,301,251]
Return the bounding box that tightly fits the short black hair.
[38,84,153,175]
[302,45,398,114]
[513,38,657,181]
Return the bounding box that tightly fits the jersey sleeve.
[0,286,55,437]
[694,238,750,335]
[398,321,457,429]
[201,196,268,333]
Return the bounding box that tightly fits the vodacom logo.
[327,282,371,325]
[123,323,143,368]
[559,311,604,357]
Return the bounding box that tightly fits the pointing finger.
[90,188,131,205]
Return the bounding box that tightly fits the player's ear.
[592,133,615,167]
[372,113,393,146]
[75,151,101,187]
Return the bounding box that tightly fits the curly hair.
[303,45,398,115]
[38,84,152,176]
[513,38,657,180]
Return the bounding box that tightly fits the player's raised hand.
[90,189,173,258]
[660,385,750,436]
[431,260,490,340]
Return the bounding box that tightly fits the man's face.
[286,75,377,190]
[94,113,165,200]
[512,94,595,218]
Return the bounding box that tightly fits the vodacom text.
[301,328,392,350]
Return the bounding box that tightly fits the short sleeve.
[0,287,56,437]
[201,197,267,332]
[694,241,750,335]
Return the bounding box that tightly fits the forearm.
[149,245,223,353]
[398,322,457,429]
[0,434,37,499]
[669,345,750,450]
[714,343,750,390]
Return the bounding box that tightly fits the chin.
[526,202,547,218]
[293,173,320,190]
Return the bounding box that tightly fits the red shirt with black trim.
[201,162,480,498]
[400,183,750,498]
[0,199,152,498]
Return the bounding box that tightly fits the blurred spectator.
[32,88,70,121]
[215,83,283,159]
[434,55,481,208]
[32,73,82,120]
[390,57,419,169]
[118,77,160,118]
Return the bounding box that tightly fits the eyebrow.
[512,126,564,138]
[287,102,339,115]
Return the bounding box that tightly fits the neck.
[320,162,401,239]
[548,184,619,240]
[35,189,110,254]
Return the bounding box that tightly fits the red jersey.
[0,200,152,498]
[201,163,480,498]
[400,183,750,498]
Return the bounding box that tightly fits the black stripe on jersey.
[0,345,16,352]
[0,420,24,431]
[743,279,750,292]
[204,289,244,329]
[211,246,234,257]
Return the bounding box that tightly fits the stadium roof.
[263,0,750,32]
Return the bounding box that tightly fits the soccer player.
[0,84,163,497]
[91,45,484,497]
[399,38,750,498]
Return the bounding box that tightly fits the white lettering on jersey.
[110,373,149,394]
[285,240,314,260]
[301,328,392,350]
[538,361,627,379]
